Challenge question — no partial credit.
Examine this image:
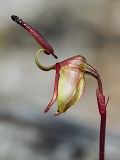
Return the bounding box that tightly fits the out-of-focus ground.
[0,0,120,160]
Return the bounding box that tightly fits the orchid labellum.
[11,15,109,160]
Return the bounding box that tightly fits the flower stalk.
[83,63,109,160]
[11,15,109,160]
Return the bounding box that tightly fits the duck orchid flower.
[35,50,86,116]
[11,15,109,160]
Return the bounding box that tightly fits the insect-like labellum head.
[11,15,57,59]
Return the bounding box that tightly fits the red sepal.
[44,63,60,113]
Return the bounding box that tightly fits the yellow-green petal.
[57,67,85,113]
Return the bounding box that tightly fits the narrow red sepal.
[44,63,60,113]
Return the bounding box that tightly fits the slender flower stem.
[96,72,106,160]
[99,114,106,160]
[84,63,108,160]
[96,74,106,160]
[96,75,106,160]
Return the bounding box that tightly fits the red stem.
[84,63,108,160]
[96,74,107,160]
[97,74,106,160]
[99,114,106,160]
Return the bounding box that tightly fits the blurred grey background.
[0,0,120,160]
